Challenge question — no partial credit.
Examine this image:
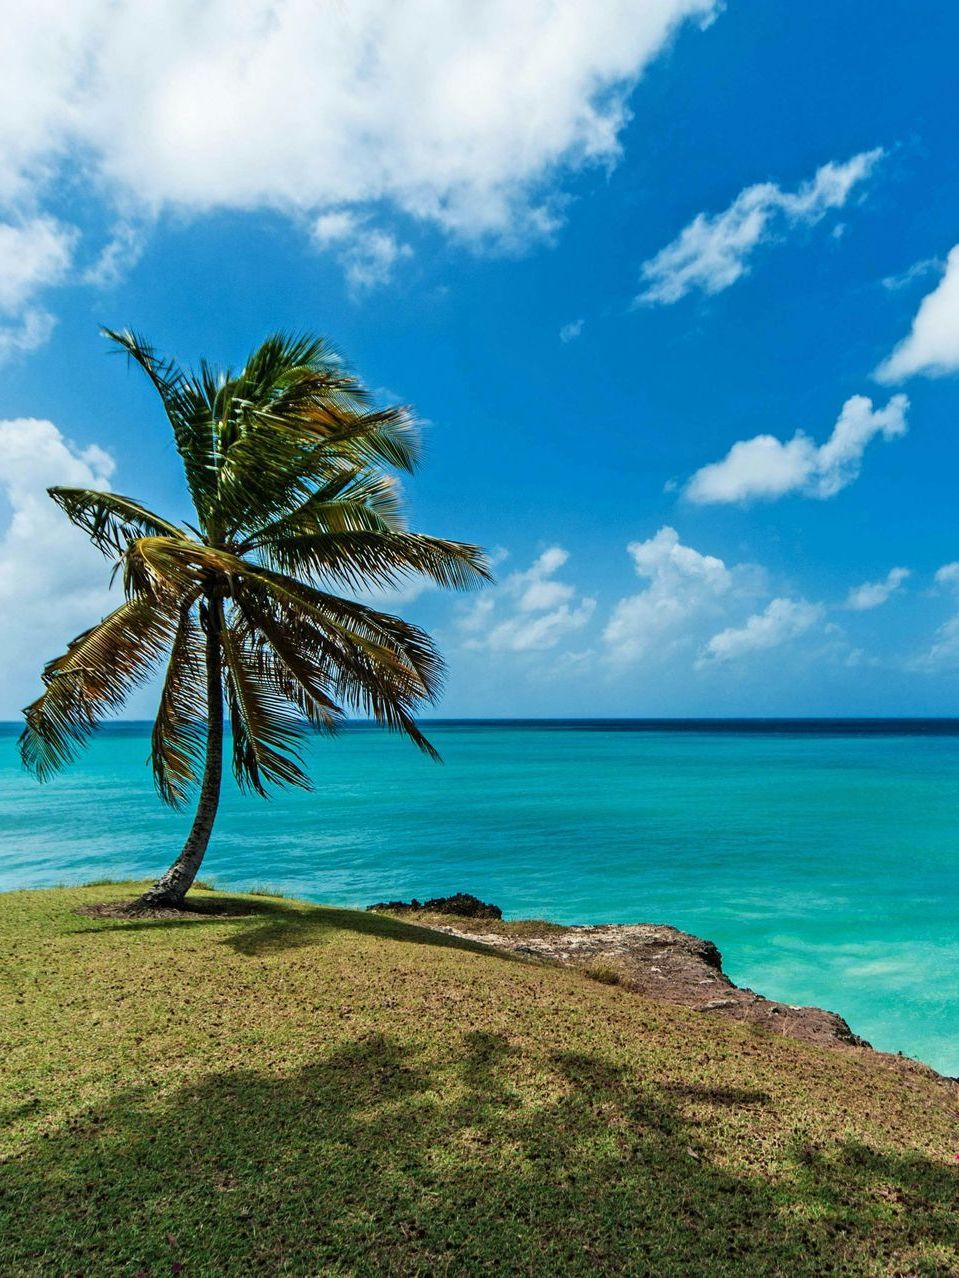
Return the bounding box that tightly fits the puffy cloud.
[559,318,584,343]
[312,212,412,290]
[844,566,909,611]
[0,217,75,312]
[684,394,908,505]
[0,0,719,344]
[637,148,882,305]
[699,597,823,664]
[0,216,76,361]
[0,418,117,716]
[875,245,959,381]
[461,545,595,652]
[82,222,145,289]
[0,310,58,363]
[935,562,959,589]
[603,526,732,661]
[0,0,716,246]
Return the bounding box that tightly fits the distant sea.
[2,719,957,1075]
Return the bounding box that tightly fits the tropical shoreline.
[5,719,958,1075]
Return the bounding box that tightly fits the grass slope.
[1,884,957,1277]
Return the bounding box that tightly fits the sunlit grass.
[1,883,956,1276]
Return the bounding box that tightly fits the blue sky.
[1,0,958,717]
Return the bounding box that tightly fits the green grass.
[1,885,957,1277]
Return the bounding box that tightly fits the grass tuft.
[583,960,623,987]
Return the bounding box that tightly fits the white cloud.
[461,545,595,652]
[875,244,959,381]
[0,0,716,254]
[0,1,721,342]
[311,212,358,246]
[881,256,942,292]
[637,148,882,304]
[0,216,76,361]
[603,525,733,662]
[0,217,75,312]
[312,212,411,290]
[0,310,58,362]
[905,563,959,671]
[684,393,908,505]
[845,566,909,611]
[0,418,117,716]
[910,620,959,673]
[935,562,959,590]
[699,597,823,665]
[82,222,145,288]
[559,318,584,343]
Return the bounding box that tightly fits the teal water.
[2,720,957,1075]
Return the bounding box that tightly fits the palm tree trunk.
[139,600,223,907]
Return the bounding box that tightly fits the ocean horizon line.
[5,716,959,735]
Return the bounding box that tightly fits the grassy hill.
[1,884,956,1277]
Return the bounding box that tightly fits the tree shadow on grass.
[70,895,511,963]
[660,1081,772,1107]
[223,901,505,961]
[2,1031,956,1277]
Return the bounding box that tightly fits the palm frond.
[233,333,361,418]
[119,539,449,705]
[214,393,418,538]
[102,327,219,523]
[274,402,418,473]
[244,566,445,698]
[250,528,491,594]
[49,488,185,558]
[121,536,237,601]
[220,615,311,795]
[19,598,176,779]
[234,572,443,758]
[230,602,343,735]
[239,471,405,549]
[151,604,208,808]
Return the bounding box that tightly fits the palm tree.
[19,329,489,907]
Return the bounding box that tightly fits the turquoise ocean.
[2,719,957,1075]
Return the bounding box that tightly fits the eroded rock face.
[411,918,871,1053]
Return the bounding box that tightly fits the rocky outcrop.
[442,921,870,1052]
[366,892,502,920]
[369,899,872,1053]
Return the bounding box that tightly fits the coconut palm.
[19,330,489,906]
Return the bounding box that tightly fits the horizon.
[6,715,959,729]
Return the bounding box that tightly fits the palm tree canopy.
[20,329,490,806]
